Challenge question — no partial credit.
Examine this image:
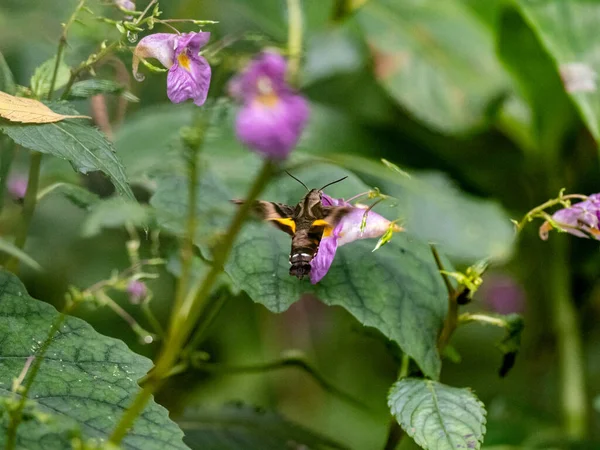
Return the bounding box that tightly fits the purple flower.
[127,280,147,304]
[115,0,135,11]
[540,194,600,240]
[7,175,27,200]
[480,274,525,315]
[310,194,401,284]
[133,32,211,106]
[228,51,309,159]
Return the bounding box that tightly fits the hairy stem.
[108,160,275,445]
[549,238,587,438]
[286,0,303,85]
[6,152,42,273]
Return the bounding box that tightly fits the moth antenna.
[320,176,348,191]
[285,170,309,191]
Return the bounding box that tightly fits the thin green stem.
[459,313,507,328]
[182,291,228,356]
[286,0,303,86]
[60,41,120,100]
[548,238,587,438]
[189,353,367,409]
[431,245,457,350]
[5,302,74,449]
[6,152,42,273]
[514,193,587,232]
[170,142,199,323]
[108,160,275,445]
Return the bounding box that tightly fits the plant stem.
[60,41,120,100]
[48,0,85,100]
[6,152,42,273]
[5,303,73,449]
[189,353,367,409]
[182,291,228,355]
[431,245,457,350]
[108,160,275,445]
[549,237,587,439]
[170,139,200,322]
[286,0,303,86]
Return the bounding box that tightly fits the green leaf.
[513,0,600,143]
[0,270,188,450]
[0,237,42,271]
[594,396,600,413]
[68,79,139,102]
[115,103,194,181]
[30,56,70,98]
[180,404,348,450]
[356,0,507,133]
[388,378,487,450]
[327,154,514,263]
[497,7,576,154]
[0,102,134,199]
[82,197,153,237]
[0,51,16,95]
[151,161,448,379]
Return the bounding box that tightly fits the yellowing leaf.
[0,91,90,123]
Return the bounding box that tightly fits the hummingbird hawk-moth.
[234,173,352,279]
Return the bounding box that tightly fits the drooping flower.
[133,32,211,106]
[7,175,27,200]
[228,51,310,159]
[126,279,147,304]
[539,194,600,240]
[310,194,401,284]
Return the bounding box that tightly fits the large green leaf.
[114,103,194,182]
[388,378,486,450]
[356,0,507,133]
[151,161,448,379]
[0,270,188,450]
[0,103,134,199]
[180,404,347,450]
[326,154,514,263]
[497,7,576,154]
[514,0,600,143]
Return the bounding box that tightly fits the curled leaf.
[0,91,90,124]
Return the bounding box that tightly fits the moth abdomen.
[289,252,313,279]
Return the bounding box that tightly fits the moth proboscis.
[233,173,352,279]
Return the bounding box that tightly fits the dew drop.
[143,335,153,344]
[134,72,145,82]
[126,31,138,43]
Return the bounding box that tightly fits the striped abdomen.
[289,229,323,279]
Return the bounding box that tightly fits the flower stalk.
[108,160,276,445]
[286,0,303,85]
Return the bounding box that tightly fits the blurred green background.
[2,0,600,448]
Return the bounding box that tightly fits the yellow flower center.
[177,53,191,71]
[255,76,279,107]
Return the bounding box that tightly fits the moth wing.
[232,200,296,236]
[310,206,352,237]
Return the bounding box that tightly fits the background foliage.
[1,0,600,449]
